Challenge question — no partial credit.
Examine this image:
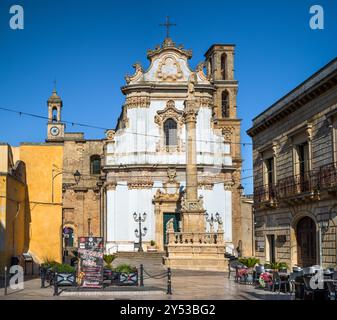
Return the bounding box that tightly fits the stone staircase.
[115,251,166,259]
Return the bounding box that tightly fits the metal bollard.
[4,266,8,296]
[140,264,144,287]
[40,267,46,288]
[167,267,172,295]
[235,266,239,283]
[53,272,58,296]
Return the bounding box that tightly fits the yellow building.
[0,142,63,272]
[20,143,63,264]
[0,143,27,271]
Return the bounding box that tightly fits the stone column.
[182,99,205,233]
[185,100,198,202]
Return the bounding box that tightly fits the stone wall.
[62,138,104,247]
[249,64,337,268]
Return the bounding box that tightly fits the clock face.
[50,126,60,136]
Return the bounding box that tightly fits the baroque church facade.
[40,36,251,259]
[103,37,244,253]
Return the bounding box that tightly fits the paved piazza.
[1,257,291,300]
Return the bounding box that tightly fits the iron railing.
[254,162,337,204]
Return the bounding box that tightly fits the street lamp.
[318,218,329,234]
[74,170,81,184]
[237,184,244,196]
[134,212,147,252]
[52,169,81,203]
[205,212,222,232]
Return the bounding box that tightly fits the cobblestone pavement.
[0,257,292,300]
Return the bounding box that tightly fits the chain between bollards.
[167,267,172,295]
[140,264,144,287]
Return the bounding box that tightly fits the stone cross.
[159,16,176,39]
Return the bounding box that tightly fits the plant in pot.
[40,259,60,285]
[238,257,260,284]
[277,262,289,273]
[147,240,157,252]
[114,263,138,286]
[264,261,288,272]
[54,263,76,286]
[103,254,116,282]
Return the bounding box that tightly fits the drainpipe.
[12,202,21,257]
[318,227,323,266]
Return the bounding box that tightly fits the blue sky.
[0,0,337,193]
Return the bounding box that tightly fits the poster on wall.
[78,237,104,288]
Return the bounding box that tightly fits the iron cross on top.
[160,16,176,39]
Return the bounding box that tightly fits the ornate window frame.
[154,100,184,153]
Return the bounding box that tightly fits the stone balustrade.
[166,232,224,245]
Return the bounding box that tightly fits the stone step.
[115,251,166,259]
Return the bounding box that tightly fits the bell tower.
[46,87,65,142]
[205,44,242,251]
[204,44,237,119]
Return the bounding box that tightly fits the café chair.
[272,271,288,294]
[326,280,336,300]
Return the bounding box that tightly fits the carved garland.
[125,96,151,109]
[154,100,185,153]
[127,177,154,189]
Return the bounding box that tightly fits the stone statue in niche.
[187,72,197,99]
[166,218,174,232]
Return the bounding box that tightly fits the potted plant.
[103,254,116,282]
[147,240,157,252]
[238,257,260,284]
[277,262,288,273]
[259,272,273,289]
[114,263,138,286]
[264,261,288,272]
[103,254,116,269]
[40,259,59,285]
[264,261,279,272]
[54,264,76,286]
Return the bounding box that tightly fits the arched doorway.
[296,216,317,267]
[63,226,74,248]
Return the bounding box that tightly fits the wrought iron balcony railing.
[254,162,337,206]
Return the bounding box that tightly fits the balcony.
[254,185,278,208]
[254,162,337,208]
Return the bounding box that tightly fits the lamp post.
[205,212,222,233]
[52,169,81,203]
[134,212,147,252]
